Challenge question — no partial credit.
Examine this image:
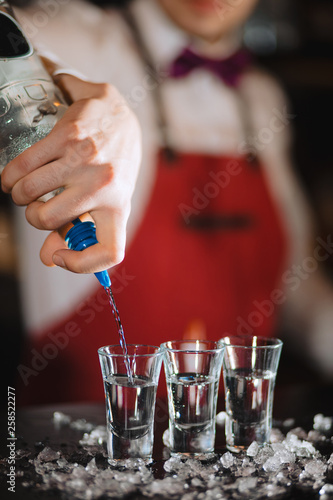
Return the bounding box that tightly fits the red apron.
[18,151,287,405]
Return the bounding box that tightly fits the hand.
[1,75,141,274]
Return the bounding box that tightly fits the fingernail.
[53,255,67,269]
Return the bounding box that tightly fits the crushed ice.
[9,412,332,499]
[314,414,333,433]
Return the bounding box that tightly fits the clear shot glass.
[219,336,283,453]
[161,340,224,458]
[98,344,163,465]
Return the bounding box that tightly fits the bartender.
[5,0,333,403]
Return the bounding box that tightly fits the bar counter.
[0,383,332,500]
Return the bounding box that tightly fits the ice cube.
[263,455,283,473]
[265,483,288,497]
[53,411,71,426]
[220,451,236,468]
[236,464,256,477]
[278,450,296,465]
[33,459,57,475]
[191,477,203,488]
[198,488,225,499]
[70,418,94,432]
[253,445,274,465]
[287,427,308,440]
[56,458,71,472]
[164,456,184,473]
[283,418,295,428]
[15,449,31,459]
[247,441,259,457]
[270,428,285,443]
[271,444,296,465]
[85,458,98,474]
[237,476,258,492]
[314,414,333,432]
[271,442,285,453]
[122,458,148,470]
[304,459,327,477]
[181,493,198,500]
[319,484,333,497]
[72,465,90,480]
[307,430,326,443]
[37,447,61,462]
[185,459,205,477]
[143,477,186,497]
[283,433,317,457]
[79,425,107,446]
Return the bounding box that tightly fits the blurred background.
[0,0,332,409]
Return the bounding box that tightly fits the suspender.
[121,7,178,163]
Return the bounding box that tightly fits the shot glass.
[98,344,163,465]
[219,336,283,453]
[161,340,224,457]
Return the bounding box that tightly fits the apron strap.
[121,6,178,163]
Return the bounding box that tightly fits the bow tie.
[168,47,252,87]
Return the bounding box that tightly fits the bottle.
[0,1,111,288]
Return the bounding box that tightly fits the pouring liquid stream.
[104,286,134,385]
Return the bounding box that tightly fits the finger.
[25,185,91,231]
[39,230,67,267]
[55,74,126,109]
[10,159,69,206]
[52,209,127,274]
[1,102,97,194]
[1,127,65,193]
[93,207,128,261]
[24,161,119,230]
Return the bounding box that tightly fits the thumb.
[53,74,93,103]
[53,74,116,104]
[39,56,90,101]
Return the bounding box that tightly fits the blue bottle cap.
[65,219,111,288]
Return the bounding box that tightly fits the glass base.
[108,457,153,468]
[107,425,154,465]
[170,451,216,462]
[169,420,216,457]
[226,441,269,454]
[226,444,245,454]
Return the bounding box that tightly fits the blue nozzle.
[65,219,111,288]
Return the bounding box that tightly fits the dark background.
[1,0,333,411]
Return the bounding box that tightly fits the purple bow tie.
[168,47,252,87]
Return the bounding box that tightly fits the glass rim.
[218,335,283,349]
[160,339,224,354]
[98,344,162,358]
